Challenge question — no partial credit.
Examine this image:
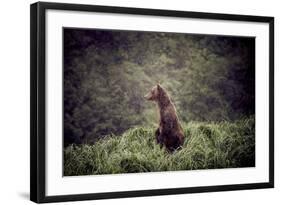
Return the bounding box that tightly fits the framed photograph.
[30,2,274,203]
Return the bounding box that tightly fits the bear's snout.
[144,93,152,100]
[144,92,153,100]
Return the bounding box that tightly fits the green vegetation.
[63,29,255,172]
[64,117,254,176]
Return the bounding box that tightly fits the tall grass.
[64,117,255,176]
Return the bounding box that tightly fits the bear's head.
[144,84,170,105]
[144,84,159,101]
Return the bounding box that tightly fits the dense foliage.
[64,28,255,145]
[64,117,255,175]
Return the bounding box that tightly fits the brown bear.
[144,84,184,152]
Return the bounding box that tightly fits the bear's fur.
[145,84,184,152]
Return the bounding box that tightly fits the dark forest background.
[64,28,255,146]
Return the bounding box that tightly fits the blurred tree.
[64,29,255,146]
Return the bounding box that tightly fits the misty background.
[64,28,255,146]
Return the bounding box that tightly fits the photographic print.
[63,28,255,176]
[31,2,274,202]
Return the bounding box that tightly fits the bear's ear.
[157,84,163,94]
[157,83,161,90]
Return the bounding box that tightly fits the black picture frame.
[30,2,274,203]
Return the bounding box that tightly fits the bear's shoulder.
[161,106,177,120]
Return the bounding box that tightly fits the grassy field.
[64,117,255,176]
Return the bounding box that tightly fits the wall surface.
[0,0,279,204]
